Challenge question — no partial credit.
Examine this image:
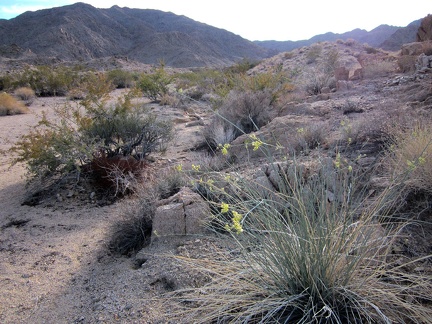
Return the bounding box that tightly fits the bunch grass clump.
[168,144,432,323]
[0,92,29,115]
[384,122,432,194]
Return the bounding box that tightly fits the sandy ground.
[0,93,219,323]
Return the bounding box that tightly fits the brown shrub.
[397,55,417,73]
[14,87,36,105]
[86,154,147,196]
[0,92,29,116]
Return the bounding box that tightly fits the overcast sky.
[0,0,430,41]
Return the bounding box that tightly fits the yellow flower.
[175,164,183,172]
[220,202,229,213]
[418,156,426,165]
[334,153,341,169]
[348,165,353,172]
[192,164,201,171]
[297,127,305,134]
[218,143,231,155]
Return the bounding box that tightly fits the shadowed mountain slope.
[0,2,273,67]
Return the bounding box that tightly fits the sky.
[0,0,431,41]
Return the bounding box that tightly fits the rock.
[336,80,354,91]
[151,187,209,242]
[334,56,363,81]
[416,14,432,42]
[401,41,432,56]
[416,53,432,71]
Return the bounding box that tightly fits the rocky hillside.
[0,2,273,68]
[255,19,422,53]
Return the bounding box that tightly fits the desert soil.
[0,91,226,323]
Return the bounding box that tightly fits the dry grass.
[384,122,432,194]
[0,92,30,116]
[14,87,36,105]
[166,147,432,323]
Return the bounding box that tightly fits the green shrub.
[11,85,173,193]
[138,65,172,101]
[0,92,29,115]
[107,69,136,89]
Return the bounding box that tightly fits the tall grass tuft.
[0,92,29,115]
[168,154,432,323]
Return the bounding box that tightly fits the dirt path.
[0,93,214,323]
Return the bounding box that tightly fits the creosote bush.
[138,64,172,101]
[0,92,30,115]
[11,76,172,195]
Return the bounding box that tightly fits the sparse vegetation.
[3,35,432,324]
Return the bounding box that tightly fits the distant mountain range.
[0,2,425,68]
[0,2,273,67]
[254,19,422,53]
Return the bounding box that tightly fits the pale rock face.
[334,56,363,81]
[151,187,209,242]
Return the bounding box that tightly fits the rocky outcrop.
[335,56,363,81]
[401,40,432,56]
[151,187,209,242]
[416,14,432,41]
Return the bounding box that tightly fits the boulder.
[151,187,209,242]
[416,14,432,42]
[334,56,363,81]
[401,41,432,56]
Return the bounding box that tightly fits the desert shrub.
[11,85,172,194]
[204,90,276,150]
[171,150,432,323]
[302,68,333,95]
[155,168,187,199]
[138,65,172,101]
[108,194,155,255]
[14,65,80,96]
[107,69,136,89]
[0,92,29,116]
[14,87,36,105]
[397,55,417,73]
[293,123,327,154]
[305,44,322,64]
[384,122,432,194]
[0,74,14,91]
[363,60,395,78]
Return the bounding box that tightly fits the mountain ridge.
[254,20,422,53]
[0,2,273,67]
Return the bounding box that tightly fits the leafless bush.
[302,69,332,95]
[397,55,417,73]
[204,90,276,149]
